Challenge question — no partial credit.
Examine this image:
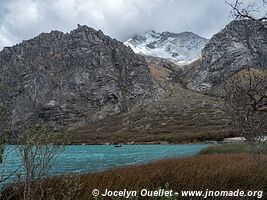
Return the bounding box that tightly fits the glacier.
[124,30,208,63]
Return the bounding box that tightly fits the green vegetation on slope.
[67,84,234,144]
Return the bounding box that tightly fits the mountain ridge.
[0,25,158,132]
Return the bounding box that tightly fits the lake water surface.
[1,144,210,183]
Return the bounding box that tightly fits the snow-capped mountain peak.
[124,30,208,63]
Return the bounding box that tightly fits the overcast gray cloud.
[0,0,264,50]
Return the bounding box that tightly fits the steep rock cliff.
[187,20,267,94]
[0,25,155,131]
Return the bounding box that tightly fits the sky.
[0,0,265,50]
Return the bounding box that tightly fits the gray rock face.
[0,25,155,131]
[188,20,267,93]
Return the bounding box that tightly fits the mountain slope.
[187,20,267,94]
[0,25,156,132]
[124,30,208,63]
[67,56,232,144]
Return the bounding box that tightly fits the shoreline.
[6,141,220,146]
[7,136,249,145]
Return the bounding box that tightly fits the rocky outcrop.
[0,25,155,131]
[187,20,267,94]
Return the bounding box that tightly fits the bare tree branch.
[224,68,267,154]
[225,0,267,21]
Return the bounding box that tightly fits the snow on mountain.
[124,30,208,63]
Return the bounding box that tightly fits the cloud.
[0,0,264,50]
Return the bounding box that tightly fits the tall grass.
[199,143,267,155]
[2,154,266,199]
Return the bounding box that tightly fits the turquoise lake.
[1,144,210,183]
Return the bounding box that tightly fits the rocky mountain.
[0,25,157,132]
[186,20,267,95]
[1,20,264,143]
[124,30,208,63]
